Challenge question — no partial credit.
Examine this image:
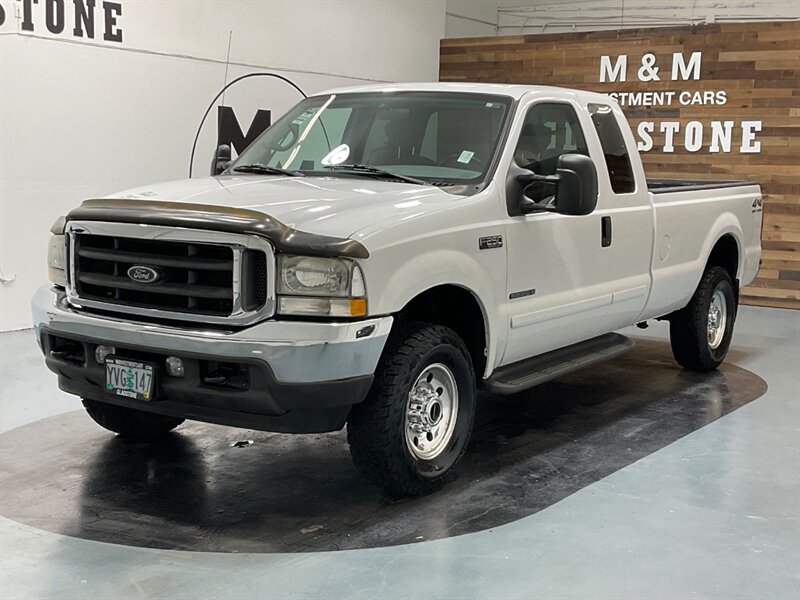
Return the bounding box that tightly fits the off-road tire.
[669,266,737,372]
[347,322,476,496]
[83,399,184,438]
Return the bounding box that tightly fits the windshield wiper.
[324,164,431,186]
[232,163,304,177]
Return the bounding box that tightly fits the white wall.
[0,0,446,331]
[497,0,799,34]
[446,0,498,37]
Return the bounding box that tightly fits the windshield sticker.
[485,102,504,109]
[457,150,475,164]
[321,144,351,166]
[291,108,318,126]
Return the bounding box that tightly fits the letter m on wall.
[671,51,702,81]
[217,106,272,155]
[600,55,627,82]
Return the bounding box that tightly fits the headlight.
[47,234,67,287]
[277,255,367,317]
[278,256,351,296]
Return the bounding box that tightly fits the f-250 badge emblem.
[479,235,503,250]
[127,266,160,284]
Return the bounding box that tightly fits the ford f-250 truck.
[34,83,762,495]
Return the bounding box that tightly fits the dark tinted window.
[590,105,635,193]
[514,103,589,175]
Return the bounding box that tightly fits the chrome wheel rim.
[405,363,459,461]
[707,289,727,350]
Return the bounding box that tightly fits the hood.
[107,175,456,239]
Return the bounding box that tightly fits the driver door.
[501,100,620,366]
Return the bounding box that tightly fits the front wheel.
[669,266,737,372]
[347,322,476,496]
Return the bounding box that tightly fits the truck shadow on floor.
[0,338,767,553]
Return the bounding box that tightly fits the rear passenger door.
[586,102,652,326]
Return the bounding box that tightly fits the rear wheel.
[669,266,737,372]
[347,322,476,496]
[83,399,184,438]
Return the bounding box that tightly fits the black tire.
[669,266,737,372]
[82,399,184,438]
[347,322,476,496]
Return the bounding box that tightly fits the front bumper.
[32,285,392,432]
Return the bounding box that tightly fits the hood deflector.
[65,199,369,259]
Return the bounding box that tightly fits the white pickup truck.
[34,83,762,495]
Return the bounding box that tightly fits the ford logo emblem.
[127,265,160,284]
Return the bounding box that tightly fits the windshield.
[230,92,513,185]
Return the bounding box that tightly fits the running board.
[482,333,635,395]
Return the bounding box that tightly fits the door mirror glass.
[211,144,232,176]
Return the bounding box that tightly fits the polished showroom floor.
[1,306,798,599]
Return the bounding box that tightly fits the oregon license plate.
[105,357,156,401]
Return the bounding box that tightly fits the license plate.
[105,357,156,401]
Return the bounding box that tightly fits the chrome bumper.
[32,285,392,383]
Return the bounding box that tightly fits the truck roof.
[317,82,613,104]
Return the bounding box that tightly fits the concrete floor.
[1,305,799,599]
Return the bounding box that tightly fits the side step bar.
[482,333,635,395]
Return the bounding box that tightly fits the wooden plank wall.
[441,21,800,309]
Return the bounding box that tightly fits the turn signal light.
[350,298,367,317]
[277,296,367,317]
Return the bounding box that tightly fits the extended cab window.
[514,103,588,175]
[589,105,635,194]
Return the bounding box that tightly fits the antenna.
[204,30,235,179]
[219,31,233,129]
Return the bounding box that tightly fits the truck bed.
[641,178,762,322]
[647,179,758,194]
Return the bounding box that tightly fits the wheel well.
[706,234,740,286]
[396,285,488,377]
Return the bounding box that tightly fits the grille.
[242,249,268,311]
[72,234,267,318]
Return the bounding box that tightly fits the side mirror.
[211,144,232,176]
[518,153,598,216]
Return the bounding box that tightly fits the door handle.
[601,216,612,247]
